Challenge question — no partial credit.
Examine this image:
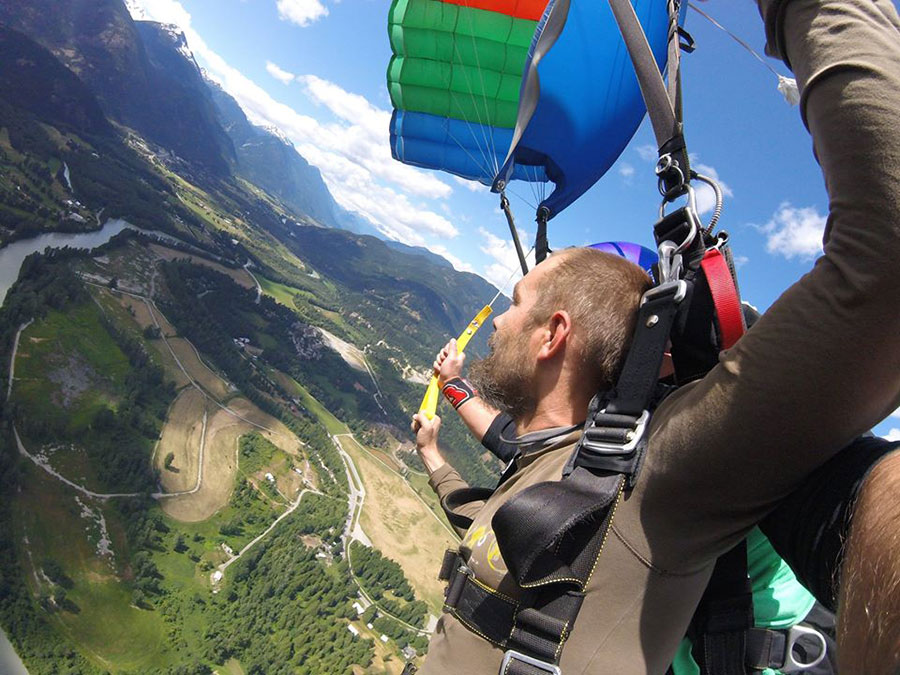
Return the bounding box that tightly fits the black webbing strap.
[571,279,686,481]
[441,487,495,532]
[690,541,754,675]
[501,191,529,276]
[439,550,583,675]
[535,207,550,264]
[745,629,789,671]
[665,625,814,675]
[608,0,690,194]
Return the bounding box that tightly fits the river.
[0,628,28,675]
[0,219,185,307]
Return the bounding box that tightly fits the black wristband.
[441,377,476,409]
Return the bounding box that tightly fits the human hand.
[411,413,445,473]
[433,339,466,387]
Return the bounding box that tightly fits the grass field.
[14,463,175,672]
[337,435,455,615]
[13,303,130,436]
[270,368,349,436]
[154,387,208,493]
[159,397,301,522]
[166,337,233,400]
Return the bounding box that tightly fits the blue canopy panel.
[494,0,672,218]
[390,109,549,186]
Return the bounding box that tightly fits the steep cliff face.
[0,0,235,175]
[206,79,339,227]
[0,26,112,137]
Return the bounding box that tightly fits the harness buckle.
[581,409,650,456]
[500,650,561,675]
[783,624,827,672]
[641,279,688,306]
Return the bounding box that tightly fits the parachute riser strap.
[535,206,551,265]
[569,275,687,486]
[607,0,690,194]
[500,189,530,276]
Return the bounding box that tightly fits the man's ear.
[537,310,571,361]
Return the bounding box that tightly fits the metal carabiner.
[657,240,684,284]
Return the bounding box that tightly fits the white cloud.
[618,163,635,184]
[887,428,900,442]
[266,61,296,84]
[692,163,733,216]
[276,0,328,27]
[478,227,534,291]
[453,176,483,192]
[126,0,456,245]
[891,407,900,419]
[636,144,656,162]
[428,245,474,273]
[733,255,749,269]
[760,203,826,260]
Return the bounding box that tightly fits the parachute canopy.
[387,0,675,219]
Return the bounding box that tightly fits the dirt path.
[213,487,323,579]
[243,261,262,304]
[335,433,455,539]
[7,319,33,400]
[13,428,142,499]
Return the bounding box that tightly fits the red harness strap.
[700,248,746,350]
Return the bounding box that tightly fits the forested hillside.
[0,0,509,671]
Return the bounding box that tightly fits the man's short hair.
[529,247,652,390]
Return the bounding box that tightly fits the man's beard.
[469,328,537,421]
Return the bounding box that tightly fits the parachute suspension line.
[460,2,501,178]
[445,10,496,183]
[687,3,799,106]
[535,206,551,264]
[499,189,529,276]
[445,126,496,185]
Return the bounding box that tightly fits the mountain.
[0,26,112,137]
[0,0,235,175]
[206,78,340,227]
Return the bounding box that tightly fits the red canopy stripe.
[436,0,548,22]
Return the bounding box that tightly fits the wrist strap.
[442,377,476,409]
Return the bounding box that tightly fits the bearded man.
[410,1,900,673]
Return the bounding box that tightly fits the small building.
[347,625,360,637]
[380,635,389,643]
[352,602,364,615]
[265,473,275,483]
[367,623,374,630]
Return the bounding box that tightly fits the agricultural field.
[337,434,456,615]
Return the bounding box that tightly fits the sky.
[124,0,899,439]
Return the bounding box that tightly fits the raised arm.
[412,412,485,538]
[644,0,900,557]
[434,339,502,442]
